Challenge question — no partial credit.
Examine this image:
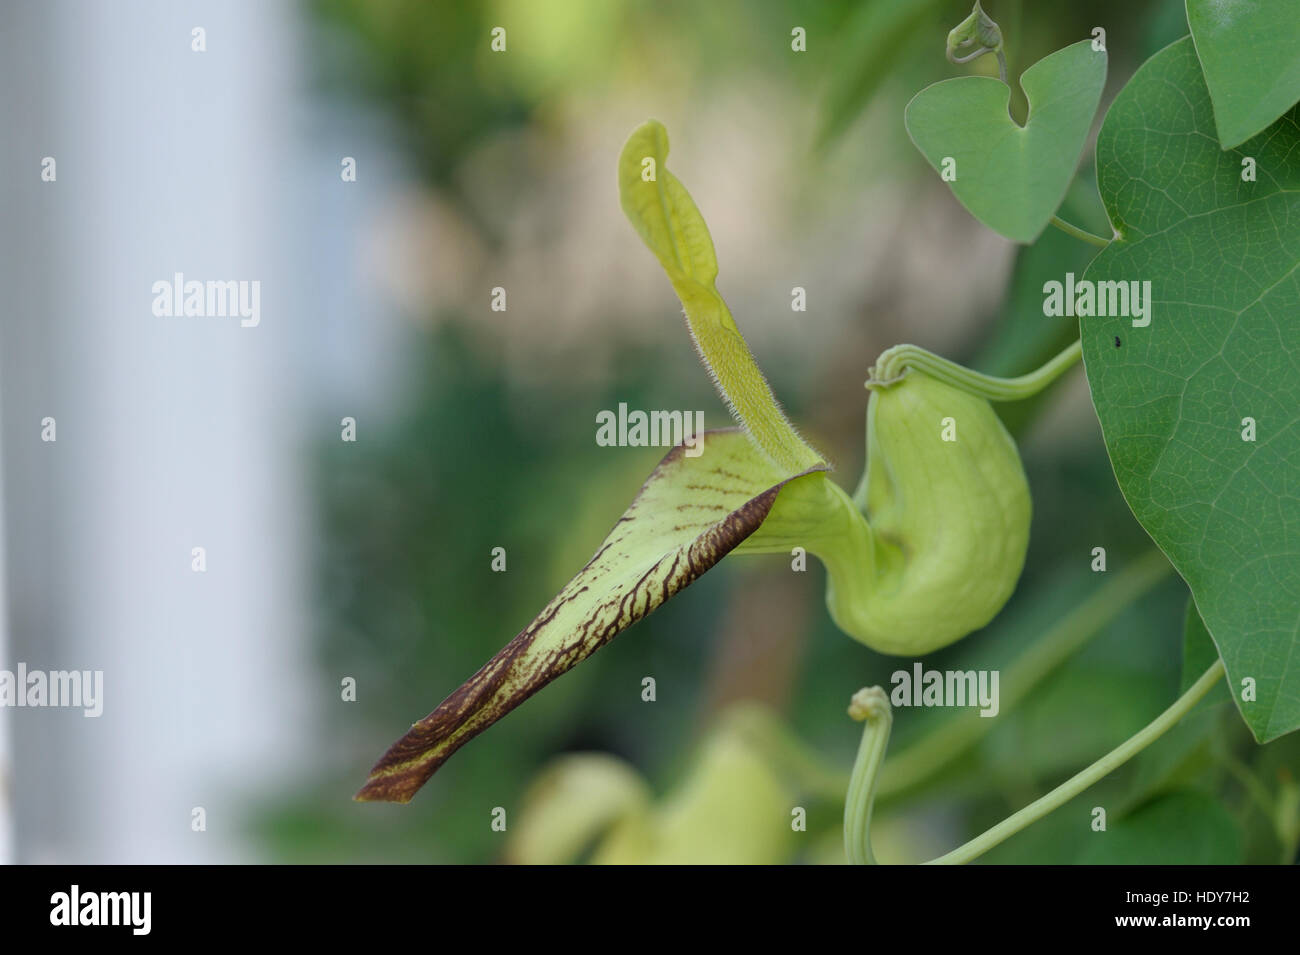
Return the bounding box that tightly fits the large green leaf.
[904,40,1107,242]
[1081,37,1300,742]
[1187,0,1300,148]
[357,429,823,801]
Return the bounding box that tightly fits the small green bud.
[607,720,797,865]
[505,754,651,865]
[946,1,1004,65]
[508,707,803,864]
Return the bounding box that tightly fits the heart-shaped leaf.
[357,429,824,802]
[1187,0,1300,148]
[1081,37,1300,742]
[904,39,1107,242]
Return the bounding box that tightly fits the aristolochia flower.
[357,121,1035,803]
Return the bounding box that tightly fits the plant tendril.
[844,687,893,865]
[868,339,1081,402]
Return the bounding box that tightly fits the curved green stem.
[878,549,1172,799]
[869,339,1081,402]
[1050,215,1111,248]
[844,687,893,865]
[925,660,1226,865]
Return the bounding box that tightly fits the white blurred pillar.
[0,420,11,865]
[0,0,313,863]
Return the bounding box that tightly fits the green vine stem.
[869,339,1081,401]
[925,659,1226,865]
[878,548,1172,799]
[1049,214,1111,248]
[844,687,893,865]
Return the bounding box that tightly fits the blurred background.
[1,0,1294,864]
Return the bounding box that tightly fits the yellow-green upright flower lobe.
[618,120,823,476]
